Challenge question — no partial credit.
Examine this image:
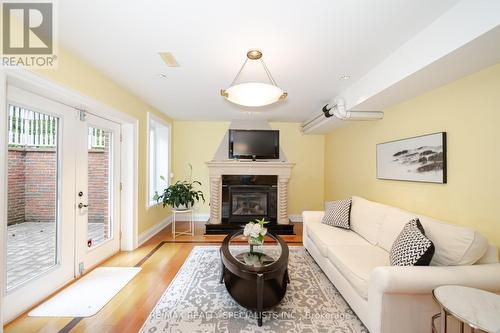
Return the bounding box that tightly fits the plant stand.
[172,209,194,239]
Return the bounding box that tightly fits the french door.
[75,113,121,272]
[3,86,121,322]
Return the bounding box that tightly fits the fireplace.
[222,175,277,224]
[205,160,294,234]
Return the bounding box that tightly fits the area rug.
[29,267,141,317]
[140,246,367,333]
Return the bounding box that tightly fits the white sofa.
[302,196,500,333]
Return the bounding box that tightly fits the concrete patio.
[6,222,105,290]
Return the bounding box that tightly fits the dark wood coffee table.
[219,230,289,326]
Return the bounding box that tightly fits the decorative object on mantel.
[221,49,287,107]
[153,164,205,210]
[377,132,447,183]
[243,218,269,250]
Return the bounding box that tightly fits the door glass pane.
[87,127,112,248]
[6,105,59,290]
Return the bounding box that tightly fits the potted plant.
[243,218,269,251]
[153,164,205,210]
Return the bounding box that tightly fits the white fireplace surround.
[206,160,294,225]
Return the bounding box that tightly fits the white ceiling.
[58,0,460,122]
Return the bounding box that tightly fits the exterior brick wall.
[7,144,110,232]
[8,148,56,224]
[24,149,57,222]
[7,150,26,224]
[88,141,110,226]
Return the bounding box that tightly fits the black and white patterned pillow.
[322,198,351,229]
[390,218,435,266]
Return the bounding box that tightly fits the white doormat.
[29,267,141,317]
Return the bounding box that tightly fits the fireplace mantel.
[206,160,294,225]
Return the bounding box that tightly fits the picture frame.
[376,132,447,184]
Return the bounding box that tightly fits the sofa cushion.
[389,218,435,266]
[350,196,387,244]
[322,198,351,229]
[376,205,489,266]
[377,207,416,251]
[307,221,367,257]
[418,215,488,266]
[327,244,390,299]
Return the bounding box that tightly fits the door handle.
[78,203,89,209]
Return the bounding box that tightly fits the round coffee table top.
[228,232,282,268]
[221,230,288,275]
[433,285,500,332]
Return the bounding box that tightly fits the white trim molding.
[146,112,172,209]
[0,68,7,331]
[138,215,173,246]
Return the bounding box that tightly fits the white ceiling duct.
[323,98,383,120]
[301,98,383,133]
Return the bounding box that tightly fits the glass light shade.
[224,82,286,107]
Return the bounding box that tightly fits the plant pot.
[172,203,191,211]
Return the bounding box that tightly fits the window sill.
[147,201,162,209]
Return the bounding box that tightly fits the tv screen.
[229,129,279,160]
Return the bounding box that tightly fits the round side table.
[171,209,194,239]
[432,285,500,333]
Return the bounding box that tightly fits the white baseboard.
[289,214,303,222]
[138,215,172,246]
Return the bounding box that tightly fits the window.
[148,113,170,207]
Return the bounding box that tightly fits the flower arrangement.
[243,218,269,247]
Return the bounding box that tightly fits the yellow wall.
[172,121,230,213]
[173,121,325,216]
[34,48,172,234]
[324,62,500,248]
[272,123,325,214]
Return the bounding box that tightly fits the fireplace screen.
[231,193,267,216]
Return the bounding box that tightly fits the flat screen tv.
[229,129,279,160]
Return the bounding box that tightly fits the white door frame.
[75,113,121,273]
[4,86,79,322]
[0,70,7,332]
[0,67,140,324]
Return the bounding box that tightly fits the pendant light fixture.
[221,49,287,107]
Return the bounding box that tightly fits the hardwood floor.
[4,222,303,333]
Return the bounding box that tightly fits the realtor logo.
[2,1,57,67]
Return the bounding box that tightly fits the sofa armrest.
[302,211,325,225]
[369,264,500,296]
[367,264,500,333]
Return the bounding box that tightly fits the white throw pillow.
[350,196,387,244]
[418,215,489,266]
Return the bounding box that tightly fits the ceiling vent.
[159,52,179,67]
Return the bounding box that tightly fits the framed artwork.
[376,132,447,183]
